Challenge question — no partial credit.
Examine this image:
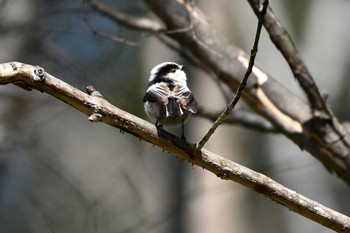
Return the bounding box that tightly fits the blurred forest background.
[0,0,350,233]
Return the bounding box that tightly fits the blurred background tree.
[0,0,349,233]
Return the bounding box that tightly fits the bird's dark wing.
[143,82,170,105]
[179,92,198,114]
[173,85,198,114]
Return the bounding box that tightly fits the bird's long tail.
[166,97,183,117]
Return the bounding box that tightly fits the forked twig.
[195,0,269,150]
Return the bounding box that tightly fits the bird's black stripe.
[143,92,158,102]
[149,63,180,86]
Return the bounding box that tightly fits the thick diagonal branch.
[0,62,349,232]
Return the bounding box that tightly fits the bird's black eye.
[170,68,176,73]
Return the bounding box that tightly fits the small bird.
[143,62,198,139]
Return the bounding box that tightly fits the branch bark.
[0,62,349,232]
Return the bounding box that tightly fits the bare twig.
[0,62,349,232]
[195,0,269,150]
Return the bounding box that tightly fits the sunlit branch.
[0,62,349,232]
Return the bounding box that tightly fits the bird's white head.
[148,62,187,85]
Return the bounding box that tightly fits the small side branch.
[0,61,349,232]
[195,0,269,150]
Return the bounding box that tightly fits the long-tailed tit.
[143,62,198,139]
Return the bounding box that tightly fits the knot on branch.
[10,62,20,71]
[85,85,104,122]
[86,85,104,98]
[88,105,103,122]
[217,167,232,180]
[33,66,45,81]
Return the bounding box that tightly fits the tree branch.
[0,61,349,232]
